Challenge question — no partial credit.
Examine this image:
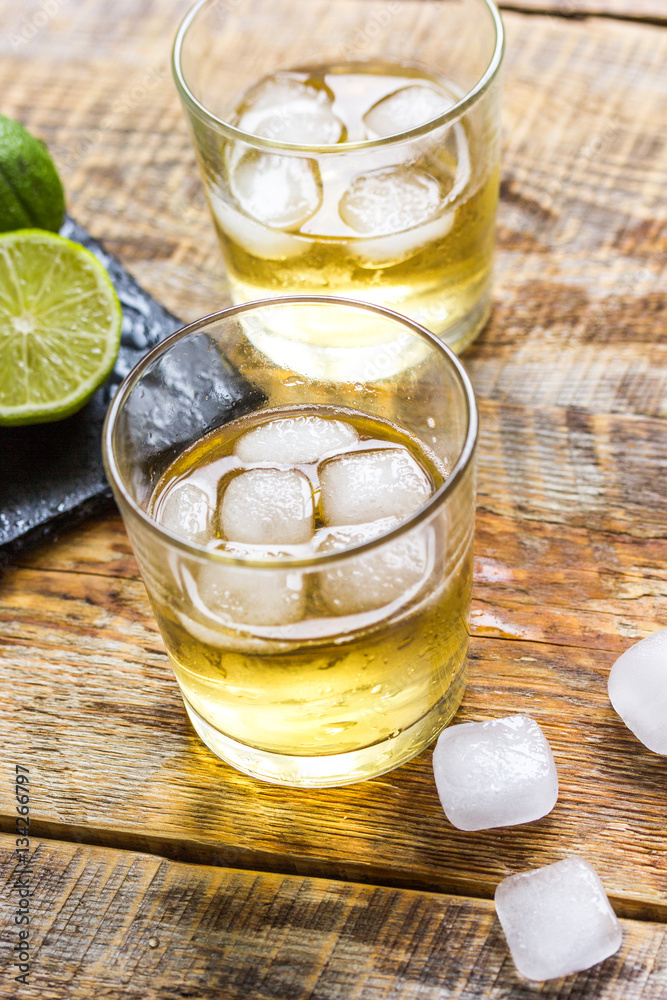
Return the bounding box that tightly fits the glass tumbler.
[103,296,478,786]
[173,0,504,354]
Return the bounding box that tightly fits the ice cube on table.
[608,627,667,755]
[494,857,623,982]
[197,560,304,627]
[339,165,442,236]
[363,84,455,139]
[316,518,431,615]
[234,415,358,465]
[432,715,558,831]
[156,482,212,545]
[319,448,432,526]
[230,150,322,229]
[220,468,314,545]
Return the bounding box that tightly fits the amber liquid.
[209,61,498,353]
[148,407,472,785]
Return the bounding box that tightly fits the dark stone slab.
[0,218,262,565]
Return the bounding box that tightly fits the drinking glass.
[173,0,504,354]
[103,296,478,786]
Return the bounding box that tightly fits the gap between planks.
[2,834,666,1000]
[2,816,665,926]
[497,2,667,26]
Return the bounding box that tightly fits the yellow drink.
[207,62,498,352]
[148,406,472,783]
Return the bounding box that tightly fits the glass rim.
[102,295,478,569]
[172,0,505,154]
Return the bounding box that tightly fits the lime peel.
[0,229,122,426]
[0,114,65,233]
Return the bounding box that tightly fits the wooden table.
[1,1,666,996]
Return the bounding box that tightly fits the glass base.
[182,692,465,787]
[231,281,492,382]
[443,292,492,355]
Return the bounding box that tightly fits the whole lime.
[0,114,65,233]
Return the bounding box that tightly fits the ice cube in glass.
[317,519,431,615]
[197,560,305,628]
[319,447,432,525]
[219,468,313,545]
[157,482,213,544]
[234,414,358,465]
[363,84,454,138]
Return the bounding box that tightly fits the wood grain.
[1,836,666,1000]
[2,4,665,415]
[1,558,666,920]
[0,1,666,989]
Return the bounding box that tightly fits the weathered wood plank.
[471,12,667,419]
[0,0,666,965]
[12,395,667,644]
[1,836,666,1000]
[12,512,139,579]
[1,561,666,919]
[1,8,665,420]
[10,389,667,651]
[13,500,667,621]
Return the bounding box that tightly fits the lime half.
[0,230,122,425]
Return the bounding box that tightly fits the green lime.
[0,230,122,425]
[0,115,65,233]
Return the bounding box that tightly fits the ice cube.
[608,627,667,755]
[234,415,358,465]
[319,448,432,525]
[363,84,454,139]
[339,165,442,236]
[197,561,304,627]
[219,468,313,545]
[234,73,343,144]
[156,482,212,545]
[251,108,344,145]
[235,73,332,125]
[349,210,455,269]
[432,715,559,832]
[317,518,431,615]
[208,188,308,260]
[231,150,322,229]
[494,857,623,982]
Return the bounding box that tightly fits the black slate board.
[1,218,262,565]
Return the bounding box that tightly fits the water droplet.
[148,936,160,949]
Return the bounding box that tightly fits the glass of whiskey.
[172,0,504,355]
[103,297,478,786]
